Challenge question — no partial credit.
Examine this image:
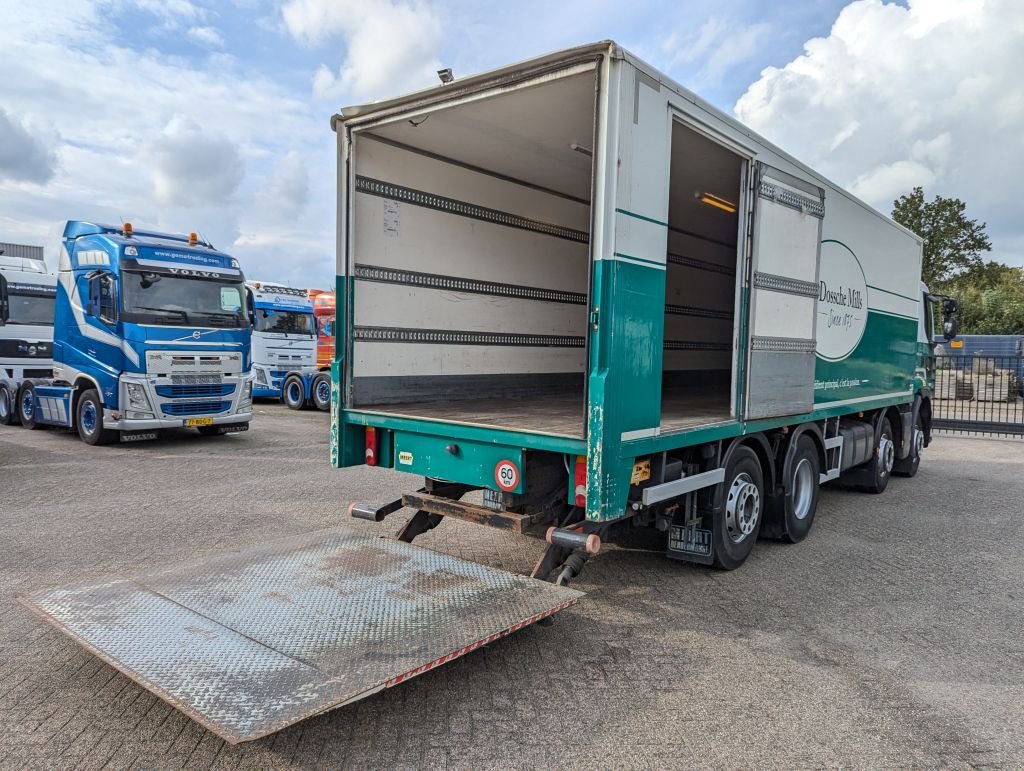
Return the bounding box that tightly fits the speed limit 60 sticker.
[494,460,520,492]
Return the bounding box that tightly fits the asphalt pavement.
[1,403,1021,769]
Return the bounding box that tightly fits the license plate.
[669,526,712,557]
[185,418,214,427]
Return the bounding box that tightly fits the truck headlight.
[239,379,253,407]
[125,382,152,412]
[256,368,268,385]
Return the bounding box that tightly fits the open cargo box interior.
[350,68,741,438]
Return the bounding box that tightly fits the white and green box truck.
[331,40,956,571]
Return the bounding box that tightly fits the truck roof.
[333,40,923,246]
[63,221,239,269]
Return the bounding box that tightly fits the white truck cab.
[0,255,57,406]
[245,281,318,400]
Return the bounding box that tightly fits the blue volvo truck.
[2,221,253,444]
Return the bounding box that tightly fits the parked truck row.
[18,41,961,745]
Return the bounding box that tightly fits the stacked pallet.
[935,369,956,400]
[974,371,1012,402]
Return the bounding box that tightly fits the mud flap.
[19,529,582,744]
[664,492,716,566]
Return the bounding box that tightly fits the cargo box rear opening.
[348,68,597,438]
[660,121,743,430]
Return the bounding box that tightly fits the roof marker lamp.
[695,191,737,214]
[123,222,133,237]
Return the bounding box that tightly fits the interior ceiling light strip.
[753,272,819,298]
[665,304,734,320]
[750,336,817,353]
[354,264,587,305]
[663,340,732,352]
[758,182,825,218]
[666,252,736,276]
[355,176,590,244]
[354,326,585,348]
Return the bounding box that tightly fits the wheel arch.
[70,374,104,426]
[724,432,776,493]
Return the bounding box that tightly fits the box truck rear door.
[745,164,825,419]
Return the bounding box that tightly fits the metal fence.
[933,354,1024,436]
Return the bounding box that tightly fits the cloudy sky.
[1,0,1020,287]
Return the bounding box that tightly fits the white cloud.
[148,117,245,207]
[0,1,333,286]
[735,0,1024,261]
[655,16,773,89]
[281,0,443,101]
[187,25,225,47]
[257,150,309,220]
[0,109,58,184]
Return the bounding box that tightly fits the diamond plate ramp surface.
[18,528,583,744]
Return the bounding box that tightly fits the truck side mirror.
[941,296,959,341]
[0,273,8,326]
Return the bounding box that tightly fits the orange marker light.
[188,231,198,246]
[123,222,133,237]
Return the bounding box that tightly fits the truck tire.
[312,373,331,412]
[765,434,821,543]
[712,446,764,570]
[861,417,895,494]
[283,375,306,410]
[893,412,923,478]
[77,389,118,445]
[0,384,16,426]
[17,382,42,430]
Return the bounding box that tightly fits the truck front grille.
[156,384,236,398]
[161,401,231,416]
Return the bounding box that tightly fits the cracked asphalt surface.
[1,403,1022,769]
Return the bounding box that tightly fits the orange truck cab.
[309,289,336,371]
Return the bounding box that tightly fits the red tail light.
[573,455,586,508]
[365,427,377,466]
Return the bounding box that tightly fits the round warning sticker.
[494,460,520,492]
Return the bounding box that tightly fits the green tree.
[954,272,1024,335]
[892,187,992,288]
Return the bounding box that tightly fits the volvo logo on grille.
[192,330,201,340]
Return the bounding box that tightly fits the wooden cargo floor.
[359,386,732,438]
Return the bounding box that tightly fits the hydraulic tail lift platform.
[18,529,582,743]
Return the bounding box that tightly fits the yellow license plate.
[185,418,215,427]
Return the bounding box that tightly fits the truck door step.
[18,528,582,744]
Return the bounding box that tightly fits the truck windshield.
[121,271,246,327]
[7,288,55,326]
[254,309,314,335]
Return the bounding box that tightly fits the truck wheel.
[283,375,306,410]
[712,446,764,570]
[312,374,331,412]
[0,384,16,426]
[861,417,895,494]
[778,435,821,543]
[17,383,42,430]
[893,412,923,478]
[77,389,117,445]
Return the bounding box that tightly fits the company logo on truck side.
[816,240,868,362]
